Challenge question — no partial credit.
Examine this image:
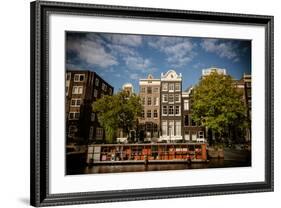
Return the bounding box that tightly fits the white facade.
[202,67,226,76]
[160,70,183,141]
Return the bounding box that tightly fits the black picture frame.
[30,0,274,207]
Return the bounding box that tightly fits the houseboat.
[87,143,208,165]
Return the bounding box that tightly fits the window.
[153,97,159,106]
[141,97,145,105]
[147,87,152,94]
[154,110,158,118]
[162,94,168,102]
[78,86,83,94]
[175,106,180,115]
[169,83,174,91]
[247,89,251,98]
[162,105,168,115]
[91,113,95,121]
[68,125,77,137]
[184,115,189,126]
[141,110,145,118]
[168,121,174,136]
[74,74,85,82]
[66,73,71,80]
[175,121,181,136]
[94,89,98,97]
[175,83,180,91]
[65,86,69,95]
[191,118,196,126]
[175,94,180,102]
[198,131,204,138]
[72,86,83,94]
[141,87,146,93]
[168,94,174,103]
[162,121,167,136]
[162,83,168,91]
[96,128,103,139]
[246,82,251,88]
[147,110,152,118]
[153,87,159,93]
[70,99,81,107]
[169,106,174,115]
[147,97,152,105]
[101,93,104,98]
[69,112,80,120]
[89,126,94,140]
[102,83,107,91]
[108,88,112,95]
[184,100,189,110]
[95,78,99,86]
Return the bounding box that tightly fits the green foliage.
[92,91,142,143]
[191,71,248,142]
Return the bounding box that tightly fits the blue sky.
[66,32,251,93]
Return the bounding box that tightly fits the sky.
[66,32,251,93]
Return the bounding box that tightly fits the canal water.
[67,148,251,175]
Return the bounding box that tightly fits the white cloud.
[192,62,205,69]
[67,39,118,68]
[129,73,141,80]
[148,36,196,68]
[123,56,152,72]
[103,34,142,47]
[201,39,238,60]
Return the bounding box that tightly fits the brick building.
[66,70,113,145]
[138,74,161,141]
[182,87,205,142]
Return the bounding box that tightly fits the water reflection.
[67,158,250,175]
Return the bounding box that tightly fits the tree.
[92,91,142,143]
[191,71,248,144]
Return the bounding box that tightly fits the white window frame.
[153,110,158,118]
[168,121,174,136]
[168,105,174,115]
[175,121,181,136]
[162,120,167,136]
[198,131,204,138]
[175,105,181,116]
[74,74,85,82]
[72,86,83,94]
[162,94,168,102]
[69,112,80,120]
[140,87,146,93]
[169,83,174,92]
[184,100,189,110]
[162,105,168,116]
[168,94,174,103]
[153,97,159,106]
[162,83,168,91]
[175,83,180,91]
[147,110,152,118]
[147,97,152,106]
[70,98,82,107]
[175,94,180,102]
